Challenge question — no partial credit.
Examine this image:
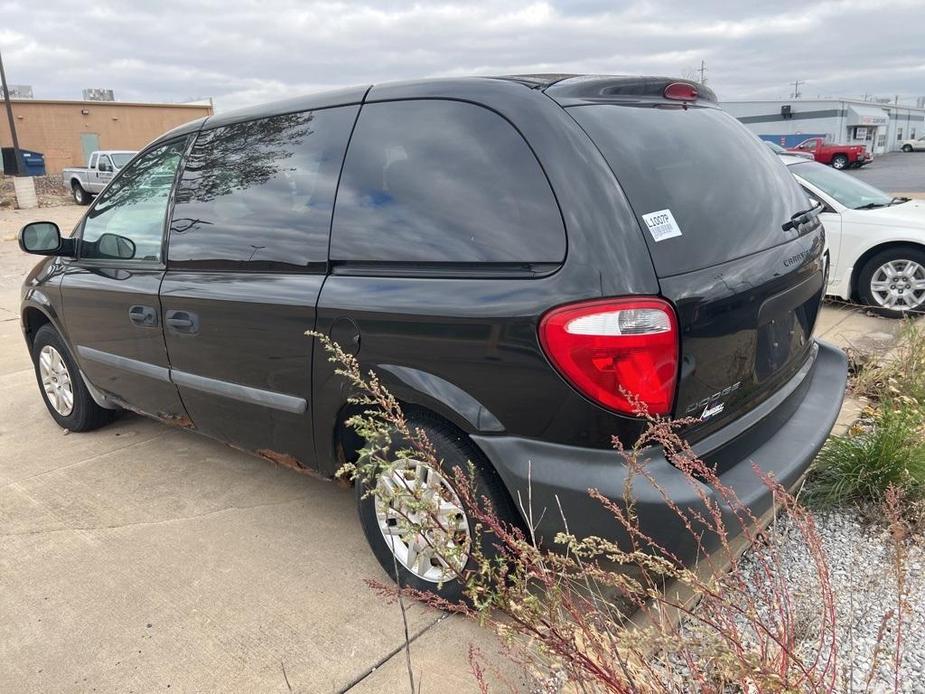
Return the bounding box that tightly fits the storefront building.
[721,98,925,154]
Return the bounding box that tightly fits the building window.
[898,128,904,141]
[912,129,917,139]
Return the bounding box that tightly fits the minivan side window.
[168,106,359,272]
[330,99,565,265]
[80,139,186,263]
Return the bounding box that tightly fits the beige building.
[0,98,213,174]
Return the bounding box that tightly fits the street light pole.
[0,47,24,176]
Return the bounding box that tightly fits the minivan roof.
[151,74,716,146]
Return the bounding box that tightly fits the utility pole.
[697,60,707,85]
[0,47,23,176]
[791,79,804,99]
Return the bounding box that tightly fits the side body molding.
[76,346,308,415]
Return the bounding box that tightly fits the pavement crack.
[338,613,447,692]
[0,430,171,493]
[0,497,306,538]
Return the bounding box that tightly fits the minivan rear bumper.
[472,339,848,565]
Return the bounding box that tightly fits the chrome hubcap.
[870,259,925,310]
[39,345,74,416]
[374,460,470,583]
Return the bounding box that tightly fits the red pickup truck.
[787,137,871,169]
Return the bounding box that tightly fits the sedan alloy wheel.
[869,259,925,311]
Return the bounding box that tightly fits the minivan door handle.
[128,304,159,328]
[165,309,199,335]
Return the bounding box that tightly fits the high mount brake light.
[539,298,679,416]
[664,82,698,101]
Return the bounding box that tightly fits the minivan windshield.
[789,161,895,210]
[569,104,809,276]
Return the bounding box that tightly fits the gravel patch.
[740,509,925,691]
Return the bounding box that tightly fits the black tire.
[857,246,925,317]
[355,417,520,602]
[902,144,913,153]
[72,182,90,205]
[831,154,849,170]
[31,324,114,431]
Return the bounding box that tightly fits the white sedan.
[901,136,925,152]
[779,154,925,316]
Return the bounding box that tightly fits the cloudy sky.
[2,0,924,111]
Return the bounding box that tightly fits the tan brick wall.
[0,99,213,174]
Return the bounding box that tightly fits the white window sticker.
[642,209,682,242]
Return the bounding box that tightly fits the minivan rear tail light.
[539,298,679,416]
[664,82,698,101]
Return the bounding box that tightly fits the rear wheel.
[72,182,90,205]
[355,418,519,602]
[31,324,114,431]
[831,154,849,170]
[902,144,913,153]
[858,247,925,317]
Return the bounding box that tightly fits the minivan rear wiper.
[782,202,823,232]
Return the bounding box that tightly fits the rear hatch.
[567,101,825,438]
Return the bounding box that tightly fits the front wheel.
[355,418,519,602]
[858,248,925,317]
[831,154,849,170]
[31,324,115,431]
[902,144,913,153]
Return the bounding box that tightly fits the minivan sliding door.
[160,106,359,469]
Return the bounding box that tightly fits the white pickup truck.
[62,150,137,205]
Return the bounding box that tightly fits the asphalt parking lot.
[846,150,925,193]
[0,166,915,692]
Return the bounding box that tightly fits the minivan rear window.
[569,104,809,276]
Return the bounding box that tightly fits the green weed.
[806,403,925,510]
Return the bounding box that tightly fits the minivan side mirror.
[19,222,74,257]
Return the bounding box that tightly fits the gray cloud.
[2,0,924,111]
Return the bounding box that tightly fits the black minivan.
[19,75,847,595]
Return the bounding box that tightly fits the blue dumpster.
[1,147,46,176]
[20,150,46,176]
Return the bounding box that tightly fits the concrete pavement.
[1,205,499,693]
[0,205,907,693]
